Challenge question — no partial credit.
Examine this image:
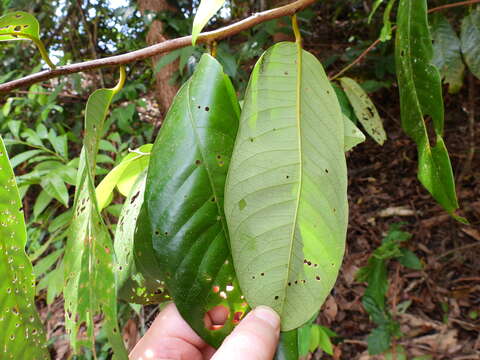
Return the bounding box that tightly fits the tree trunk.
[138,0,179,117]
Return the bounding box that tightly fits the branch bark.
[0,0,315,94]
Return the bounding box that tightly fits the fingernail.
[252,306,280,330]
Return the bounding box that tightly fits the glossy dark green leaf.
[431,14,465,94]
[225,42,348,331]
[63,68,128,358]
[0,136,50,360]
[395,0,461,219]
[115,171,169,304]
[461,7,480,80]
[134,54,245,347]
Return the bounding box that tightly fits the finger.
[130,303,209,360]
[211,306,280,360]
[204,305,229,330]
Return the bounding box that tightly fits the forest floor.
[320,85,480,359]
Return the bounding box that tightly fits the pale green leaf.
[343,115,366,151]
[0,135,50,359]
[339,77,386,145]
[316,325,334,355]
[40,174,69,207]
[191,0,226,45]
[461,7,480,80]
[225,42,348,331]
[63,69,128,358]
[379,0,397,42]
[368,0,384,23]
[33,248,63,278]
[432,14,465,94]
[33,190,53,219]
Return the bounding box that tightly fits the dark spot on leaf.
[155,230,160,235]
[216,155,222,159]
[249,137,254,142]
[275,295,279,300]
[197,105,201,109]
[325,169,329,173]
[130,191,140,203]
[15,14,22,18]
[316,276,320,281]
[252,275,255,279]
[164,232,169,236]
[205,106,210,111]
[288,282,291,286]
[286,175,290,179]
[284,71,288,75]
[260,272,265,276]
[326,90,330,94]
[210,197,216,202]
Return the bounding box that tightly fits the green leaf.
[191,0,226,45]
[431,14,465,94]
[398,248,422,270]
[95,144,152,210]
[10,149,44,168]
[395,0,461,219]
[0,11,55,68]
[343,115,366,151]
[0,135,50,359]
[63,68,128,358]
[461,7,480,80]
[225,42,348,331]
[33,248,63,278]
[368,0,384,23]
[339,77,386,145]
[40,174,69,207]
[275,329,299,360]
[115,171,169,304]
[134,54,245,347]
[379,0,397,42]
[316,325,334,355]
[297,324,312,356]
[33,190,53,219]
[367,326,391,354]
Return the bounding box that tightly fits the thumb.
[211,306,281,360]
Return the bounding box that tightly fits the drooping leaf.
[460,7,480,80]
[115,171,169,304]
[0,11,55,68]
[431,14,465,94]
[0,135,50,360]
[339,77,386,145]
[274,329,299,360]
[63,68,128,358]
[191,0,226,45]
[368,0,384,23]
[134,54,246,347]
[95,144,152,210]
[379,0,397,42]
[395,0,461,219]
[315,325,334,355]
[343,115,366,151]
[225,42,348,331]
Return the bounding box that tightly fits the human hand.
[130,303,280,360]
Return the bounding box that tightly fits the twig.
[330,0,480,80]
[0,0,314,94]
[436,242,480,260]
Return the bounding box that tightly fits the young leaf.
[368,0,385,23]
[339,77,386,145]
[225,42,348,331]
[115,172,169,304]
[63,68,128,359]
[431,14,465,94]
[460,7,480,80]
[0,11,55,69]
[134,54,246,347]
[0,135,50,359]
[395,0,461,219]
[95,144,152,210]
[191,0,226,45]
